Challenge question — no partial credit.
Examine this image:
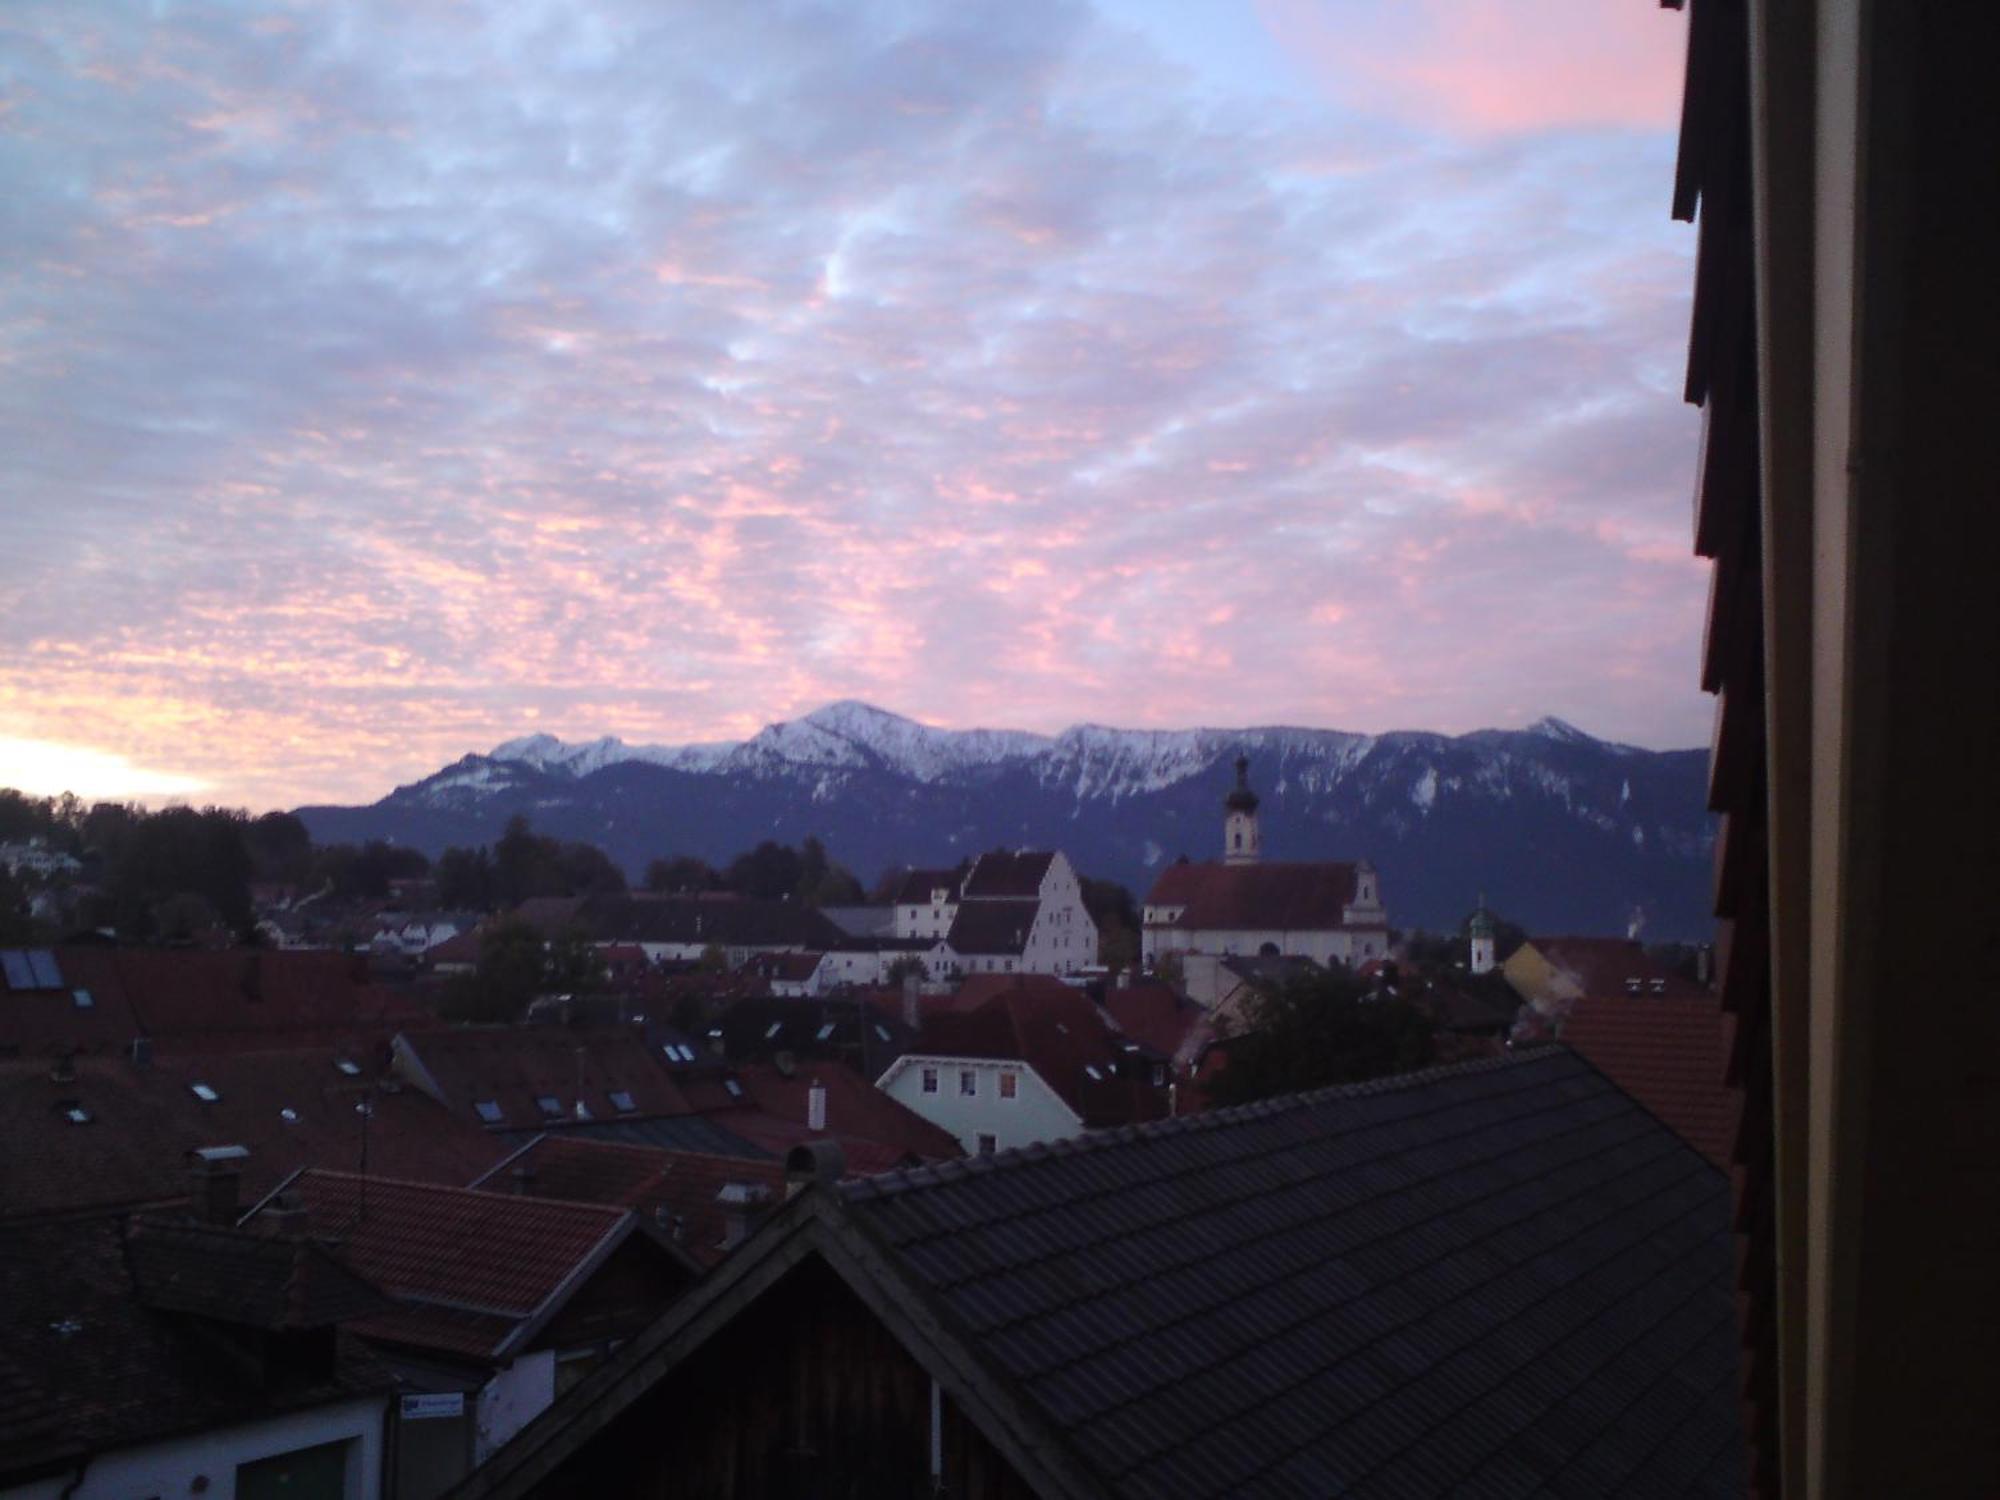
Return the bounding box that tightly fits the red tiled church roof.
[1144,861,1363,931]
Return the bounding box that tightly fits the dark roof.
[0,1217,391,1484]
[1100,982,1209,1063]
[0,1047,507,1224]
[891,868,963,905]
[518,1114,773,1160]
[396,1025,692,1130]
[565,894,845,950]
[471,1137,789,1268]
[945,899,1038,957]
[1561,996,1737,1169]
[262,1170,647,1362]
[961,850,1055,899]
[728,1060,962,1172]
[460,1047,1741,1500]
[1144,861,1364,931]
[907,979,1171,1129]
[1520,937,1707,1001]
[125,1215,388,1330]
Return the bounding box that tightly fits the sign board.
[401,1393,466,1421]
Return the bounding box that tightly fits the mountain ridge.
[297,701,1717,940]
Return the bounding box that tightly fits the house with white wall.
[892,851,1099,978]
[875,978,1169,1156]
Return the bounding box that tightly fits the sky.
[0,0,1698,811]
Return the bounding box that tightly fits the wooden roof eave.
[448,1187,1111,1500]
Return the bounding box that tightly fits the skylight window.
[873,1024,891,1041]
[474,1100,504,1123]
[723,1077,744,1099]
[61,1103,92,1125]
[609,1090,636,1113]
[190,1082,219,1102]
[335,1059,363,1077]
[536,1096,563,1118]
[1083,1064,1103,1082]
[0,951,34,990]
[26,950,61,988]
[280,1107,300,1124]
[815,1022,837,1041]
[71,989,92,1009]
[764,1022,783,1040]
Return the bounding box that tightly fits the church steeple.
[1224,754,1261,865]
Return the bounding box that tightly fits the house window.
[536,1096,562,1118]
[977,1133,998,1156]
[959,1070,977,1097]
[474,1100,503,1123]
[609,1090,635,1113]
[921,1068,939,1095]
[999,1071,1018,1100]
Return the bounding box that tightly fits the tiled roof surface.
[731,1060,962,1166]
[1561,996,1737,1169]
[51,947,433,1054]
[945,899,1039,957]
[0,1048,506,1223]
[0,1217,390,1479]
[892,868,963,905]
[124,1216,387,1330]
[1527,937,1707,1001]
[1101,982,1207,1061]
[522,1114,773,1159]
[473,1138,790,1267]
[280,1171,628,1346]
[961,850,1055,899]
[398,1025,692,1129]
[565,894,846,950]
[1144,861,1361,932]
[845,1047,1742,1499]
[911,979,1170,1129]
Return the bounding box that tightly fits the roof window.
[1083,1064,1103,1081]
[190,1082,220,1103]
[60,1102,92,1125]
[609,1090,636,1113]
[335,1058,363,1076]
[764,1022,784,1040]
[815,1022,837,1041]
[536,1096,563,1118]
[723,1077,744,1099]
[873,1024,891,1041]
[71,989,92,1009]
[279,1107,300,1124]
[474,1100,504,1123]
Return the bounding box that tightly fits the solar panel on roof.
[26,950,61,988]
[1,951,34,990]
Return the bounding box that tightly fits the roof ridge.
[842,1045,1569,1201]
[301,1168,630,1217]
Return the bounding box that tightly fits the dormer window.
[536,1096,563,1118]
[474,1100,504,1123]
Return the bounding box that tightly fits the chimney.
[807,1078,827,1133]
[129,1036,152,1067]
[715,1181,773,1250]
[653,1204,686,1242]
[511,1163,537,1198]
[901,970,921,1030]
[189,1145,249,1226]
[785,1140,846,1198]
[1697,944,1713,986]
[261,1188,310,1238]
[49,1049,76,1086]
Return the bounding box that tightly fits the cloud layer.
[0,0,1699,808]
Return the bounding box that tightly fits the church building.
[1141,756,1389,971]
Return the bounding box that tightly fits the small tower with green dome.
[1223,753,1261,866]
[1469,897,1497,975]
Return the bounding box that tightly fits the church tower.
[1469,898,1497,975]
[1224,754,1261,866]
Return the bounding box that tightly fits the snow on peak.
[729,701,1050,781]
[1526,716,1596,744]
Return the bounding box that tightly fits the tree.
[1080,875,1139,969]
[1205,968,1436,1107]
[645,854,719,894]
[545,926,607,994]
[441,917,545,1024]
[244,811,313,886]
[435,846,495,909]
[725,840,803,902]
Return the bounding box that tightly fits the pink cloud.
[1257,0,1686,135]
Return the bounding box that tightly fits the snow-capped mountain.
[297,702,1717,939]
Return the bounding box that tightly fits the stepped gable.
[1561,995,1737,1169]
[1146,859,1363,930]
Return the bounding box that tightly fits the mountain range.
[295,701,1717,940]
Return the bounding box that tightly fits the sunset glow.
[0,0,1698,810]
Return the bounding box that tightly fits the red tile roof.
[274,1170,632,1360]
[1561,996,1737,1168]
[1101,981,1208,1061]
[472,1138,788,1268]
[1143,861,1364,931]
[730,1060,961,1168]
[961,850,1054,899]
[395,1025,692,1130]
[0,1047,508,1224]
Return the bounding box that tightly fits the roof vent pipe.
[807,1078,827,1133]
[901,970,921,1030]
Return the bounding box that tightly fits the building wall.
[474,1351,554,1465]
[3,1396,387,1500]
[1142,924,1385,969]
[877,1055,1080,1155]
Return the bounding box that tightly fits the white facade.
[893,879,960,942]
[2,1396,387,1500]
[475,1349,556,1464]
[1144,923,1388,970]
[876,1054,1081,1155]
